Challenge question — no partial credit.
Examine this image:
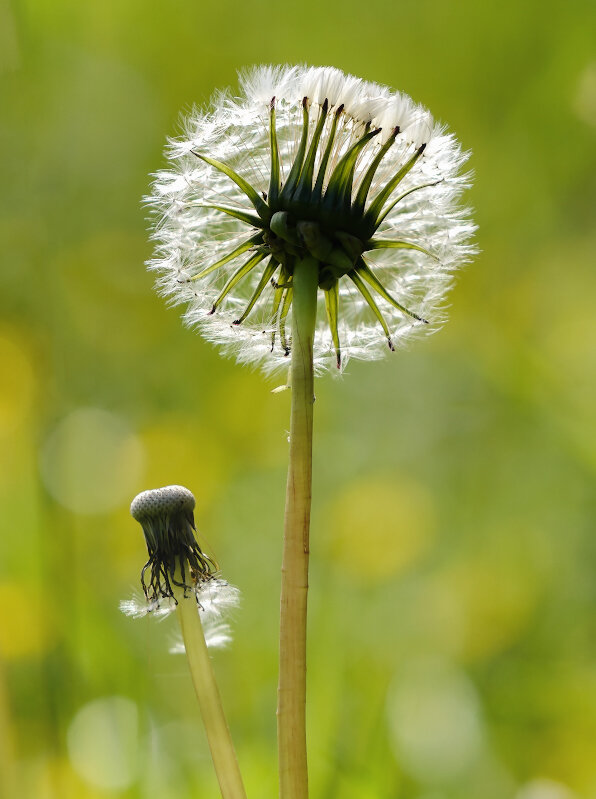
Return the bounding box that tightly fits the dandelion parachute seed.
[147,65,476,372]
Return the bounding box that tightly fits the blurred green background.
[1,0,596,797]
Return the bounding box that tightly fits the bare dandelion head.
[122,485,240,648]
[130,484,216,603]
[147,64,476,372]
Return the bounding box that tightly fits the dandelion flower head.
[147,65,476,372]
[121,485,240,649]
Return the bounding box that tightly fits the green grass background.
[1,0,596,796]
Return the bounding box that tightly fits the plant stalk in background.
[124,485,246,799]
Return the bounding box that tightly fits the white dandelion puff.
[146,64,476,373]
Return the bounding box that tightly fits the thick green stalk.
[174,579,247,799]
[277,256,319,799]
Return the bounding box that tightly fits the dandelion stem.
[278,255,318,799]
[173,578,247,799]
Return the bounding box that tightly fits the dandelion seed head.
[123,485,241,650]
[130,484,195,523]
[129,485,216,604]
[147,64,476,373]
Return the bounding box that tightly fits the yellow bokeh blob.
[140,421,228,510]
[33,755,109,799]
[204,371,288,466]
[434,546,541,662]
[323,475,435,583]
[0,329,36,436]
[537,725,596,797]
[0,582,55,659]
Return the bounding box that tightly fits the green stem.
[174,579,247,799]
[277,256,318,799]
[0,658,17,799]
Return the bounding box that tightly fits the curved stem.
[174,579,247,799]
[277,256,318,799]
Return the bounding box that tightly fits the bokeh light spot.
[387,657,484,783]
[39,408,144,514]
[323,475,435,583]
[0,330,36,436]
[67,696,139,791]
[140,422,226,510]
[0,582,54,658]
[433,525,544,661]
[516,779,578,799]
[573,61,596,127]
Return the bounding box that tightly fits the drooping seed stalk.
[173,577,247,799]
[277,255,318,799]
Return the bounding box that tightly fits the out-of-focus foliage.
[1,0,595,797]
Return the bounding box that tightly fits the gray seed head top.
[130,484,196,522]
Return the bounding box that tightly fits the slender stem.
[173,579,247,799]
[277,255,319,799]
